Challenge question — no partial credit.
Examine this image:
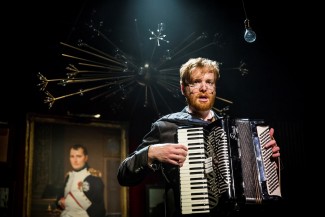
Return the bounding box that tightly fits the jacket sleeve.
[84,175,105,204]
[84,176,106,217]
[117,122,161,186]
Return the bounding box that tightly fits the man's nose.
[199,83,208,90]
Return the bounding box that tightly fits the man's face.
[70,148,88,170]
[184,67,216,112]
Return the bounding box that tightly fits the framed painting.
[23,113,129,217]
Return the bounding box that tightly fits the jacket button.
[135,167,143,173]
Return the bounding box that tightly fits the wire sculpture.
[37,16,248,118]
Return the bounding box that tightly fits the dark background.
[1,0,304,216]
[2,0,302,121]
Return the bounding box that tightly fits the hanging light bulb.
[241,0,256,43]
[244,19,256,43]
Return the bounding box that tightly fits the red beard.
[186,92,216,111]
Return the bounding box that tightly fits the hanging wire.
[241,0,248,19]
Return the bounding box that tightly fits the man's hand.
[148,144,188,167]
[265,128,280,158]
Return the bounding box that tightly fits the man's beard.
[186,92,216,111]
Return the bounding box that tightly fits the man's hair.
[179,57,220,86]
[70,144,88,155]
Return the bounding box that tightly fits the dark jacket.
[58,167,106,217]
[118,108,282,217]
[117,107,230,217]
[82,175,106,217]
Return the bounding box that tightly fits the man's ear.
[181,84,185,95]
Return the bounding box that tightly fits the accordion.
[177,118,282,215]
